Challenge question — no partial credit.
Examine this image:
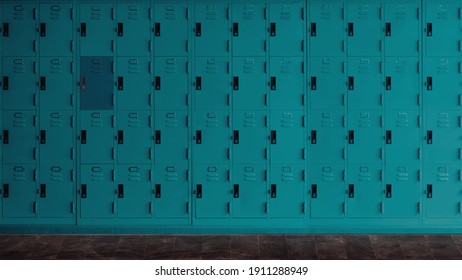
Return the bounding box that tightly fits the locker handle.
[195,22,201,37]
[3,184,9,198]
[233,22,239,36]
[427,184,433,198]
[427,23,432,37]
[348,22,354,36]
[385,76,391,91]
[348,76,354,90]
[117,22,123,37]
[270,130,277,144]
[81,184,87,198]
[155,130,161,144]
[348,184,355,198]
[155,76,161,90]
[233,184,239,198]
[81,130,87,144]
[40,130,46,144]
[3,23,9,37]
[3,76,9,90]
[154,22,161,36]
[348,130,354,144]
[80,23,86,37]
[196,77,202,91]
[311,130,317,144]
[40,76,46,91]
[385,22,391,36]
[270,22,276,36]
[155,184,161,198]
[386,184,392,198]
[196,184,202,198]
[426,77,432,91]
[233,76,239,90]
[117,130,124,144]
[118,184,124,198]
[385,130,392,144]
[40,23,46,37]
[233,130,239,144]
[270,76,276,90]
[310,22,316,37]
[311,184,317,199]
[270,184,277,198]
[426,130,433,144]
[3,130,9,144]
[117,76,124,91]
[196,130,202,144]
[40,184,46,198]
[310,76,317,90]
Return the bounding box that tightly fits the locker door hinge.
[379,202,383,213]
[417,202,420,213]
[302,203,305,214]
[70,202,74,214]
[264,202,268,214]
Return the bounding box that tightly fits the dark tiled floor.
[1,234,462,260]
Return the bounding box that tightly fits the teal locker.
[270,57,304,111]
[308,111,345,164]
[80,164,114,218]
[153,3,189,57]
[269,3,304,57]
[116,3,150,57]
[309,57,345,111]
[425,111,461,163]
[194,165,230,219]
[347,111,382,164]
[384,164,420,218]
[116,165,151,218]
[424,57,461,110]
[195,3,229,57]
[385,111,420,164]
[117,57,151,111]
[154,111,188,165]
[154,57,188,111]
[80,111,114,164]
[232,57,267,111]
[38,164,74,218]
[347,3,382,57]
[269,164,305,218]
[425,164,460,218]
[39,3,73,57]
[309,2,345,57]
[153,165,189,218]
[2,57,36,110]
[309,165,345,218]
[39,111,74,163]
[384,3,420,57]
[231,3,266,57]
[347,57,382,110]
[79,4,114,56]
[270,111,305,164]
[39,57,74,111]
[2,3,36,56]
[195,57,230,111]
[116,111,151,164]
[2,111,36,164]
[384,57,419,110]
[193,111,229,164]
[2,164,36,218]
[79,56,114,111]
[347,164,382,218]
[232,111,267,164]
[232,165,267,218]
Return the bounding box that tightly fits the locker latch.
[233,184,239,198]
[233,130,239,144]
[81,184,87,198]
[155,76,161,90]
[270,22,276,36]
[195,23,202,37]
[118,184,124,198]
[117,130,124,144]
[385,22,391,37]
[426,130,433,144]
[80,23,87,37]
[233,23,239,37]
[195,130,202,144]
[348,22,354,36]
[154,23,161,36]
[348,130,354,144]
[40,130,46,144]
[270,76,276,90]
[3,184,9,198]
[3,76,9,90]
[40,23,46,37]
[348,184,355,198]
[155,130,161,144]
[3,23,9,37]
[310,23,316,37]
[270,184,277,198]
[81,130,87,144]
[196,184,202,198]
[385,76,391,91]
[40,76,46,91]
[426,77,432,91]
[270,130,277,144]
[426,23,432,37]
[40,184,46,198]
[233,76,239,90]
[426,184,433,198]
[196,77,202,90]
[311,184,317,199]
[385,130,392,144]
[348,76,354,90]
[117,22,123,37]
[311,130,317,144]
[310,76,317,90]
[117,76,124,91]
[385,184,392,198]
[155,184,161,198]
[3,130,9,144]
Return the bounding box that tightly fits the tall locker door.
[154,3,188,57]
[269,3,304,57]
[347,164,382,218]
[2,4,37,56]
[154,111,188,165]
[232,111,267,165]
[309,165,345,218]
[38,164,74,218]
[425,3,461,57]
[425,57,461,110]
[425,111,461,163]
[193,111,229,164]
[270,111,304,165]
[233,57,267,111]
[116,165,151,218]
[232,3,266,57]
[116,4,150,57]
[80,164,114,218]
[308,111,345,164]
[232,165,267,218]
[39,111,74,163]
[195,58,230,111]
[2,164,37,218]
[80,111,114,164]
[154,57,188,111]
[384,57,419,110]
[2,57,37,110]
[385,111,420,164]
[309,2,345,57]
[347,3,382,57]
[384,3,420,57]
[2,111,36,164]
[153,165,189,218]
[116,111,151,164]
[195,3,229,57]
[79,56,114,111]
[117,57,151,111]
[194,165,230,218]
[270,57,304,111]
[347,57,382,110]
[425,164,460,218]
[347,111,382,164]
[39,57,74,111]
[269,164,305,218]
[39,3,73,57]
[309,57,345,111]
[79,4,114,56]
[384,164,420,218]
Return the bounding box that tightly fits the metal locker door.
[347,57,382,110]
[425,111,461,163]
[195,3,229,57]
[384,57,419,111]
[116,111,151,164]
[232,3,266,56]
[116,4,150,57]
[39,57,74,111]
[384,164,420,218]
[269,164,305,218]
[425,57,461,110]
[309,57,345,111]
[80,164,114,218]
[269,3,304,56]
[195,57,230,111]
[194,165,230,219]
[193,111,229,164]
[2,4,37,56]
[309,2,345,57]
[154,57,188,111]
[116,165,151,218]
[425,164,460,218]
[2,111,36,164]
[232,57,267,111]
[80,111,114,164]
[347,3,382,57]
[38,164,74,218]
[308,111,345,164]
[2,57,37,110]
[154,111,188,165]
[39,111,74,163]
[39,3,73,57]
[347,164,382,218]
[80,56,114,111]
[2,164,37,218]
[347,111,382,164]
[79,4,114,56]
[385,111,420,164]
[232,165,267,218]
[270,111,304,165]
[425,3,461,57]
[232,111,267,165]
[153,165,189,218]
[270,57,304,111]
[384,3,419,57]
[309,165,345,218]
[154,3,188,56]
[117,57,151,111]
